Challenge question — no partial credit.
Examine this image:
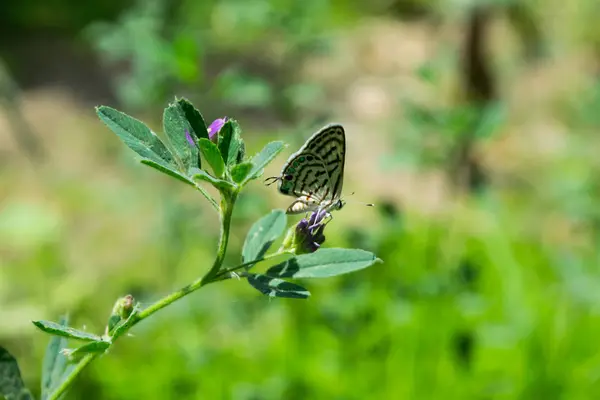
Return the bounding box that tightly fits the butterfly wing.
[275,124,345,213]
[302,124,345,202]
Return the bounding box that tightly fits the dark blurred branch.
[463,7,496,102]
[0,59,46,163]
[450,6,495,194]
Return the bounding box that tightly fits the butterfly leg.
[286,196,319,214]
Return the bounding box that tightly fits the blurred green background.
[2,0,600,398]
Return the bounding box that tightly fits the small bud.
[106,294,135,335]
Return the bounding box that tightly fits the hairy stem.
[46,190,238,399]
[135,190,237,321]
[204,191,237,280]
[47,353,97,400]
[213,251,290,281]
[194,183,219,211]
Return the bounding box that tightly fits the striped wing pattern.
[276,124,345,214]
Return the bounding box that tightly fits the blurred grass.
[2,0,600,399]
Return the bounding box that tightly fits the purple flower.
[293,208,328,254]
[185,129,195,147]
[208,117,227,142]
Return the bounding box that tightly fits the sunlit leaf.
[177,98,209,141]
[163,100,200,170]
[242,209,287,266]
[41,315,70,399]
[266,248,381,278]
[246,141,286,182]
[231,162,253,184]
[63,341,110,363]
[198,138,225,178]
[140,159,195,187]
[96,106,175,169]
[32,320,103,342]
[191,167,234,192]
[217,120,245,166]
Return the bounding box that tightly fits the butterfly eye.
[284,174,293,181]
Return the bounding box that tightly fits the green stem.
[135,190,237,321]
[214,251,289,280]
[46,190,239,400]
[194,183,219,211]
[204,191,237,281]
[47,353,97,400]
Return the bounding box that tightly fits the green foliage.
[191,168,233,192]
[163,101,200,171]
[96,106,176,170]
[230,162,254,183]
[29,99,379,399]
[5,2,600,398]
[176,98,209,141]
[247,141,286,182]
[266,248,381,278]
[0,347,33,400]
[62,342,110,363]
[32,321,103,342]
[87,0,196,109]
[197,138,225,178]
[217,120,245,166]
[247,274,311,299]
[242,209,287,264]
[140,159,196,187]
[41,317,70,399]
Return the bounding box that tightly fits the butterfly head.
[333,198,346,211]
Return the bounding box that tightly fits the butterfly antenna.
[346,192,375,207]
[264,176,281,186]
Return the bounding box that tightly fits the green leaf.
[140,159,196,187]
[247,274,310,299]
[246,141,286,181]
[242,210,287,265]
[110,308,140,341]
[230,162,253,184]
[42,316,70,399]
[63,341,110,363]
[0,347,33,400]
[33,320,103,342]
[218,120,245,166]
[143,161,218,211]
[217,121,234,165]
[236,140,246,164]
[190,167,235,192]
[177,98,209,141]
[266,248,381,278]
[96,106,175,169]
[163,101,200,170]
[198,138,225,178]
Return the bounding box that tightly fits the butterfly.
[265,123,347,215]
